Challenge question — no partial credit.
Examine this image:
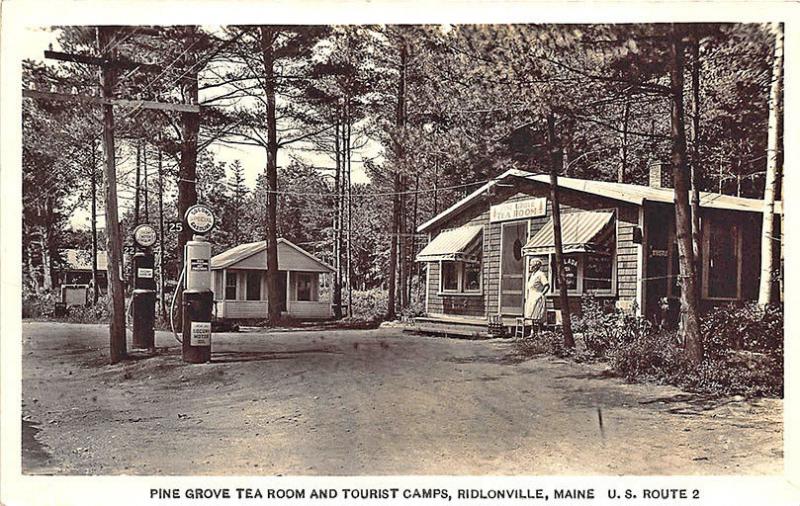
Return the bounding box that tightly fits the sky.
[22,26,380,230]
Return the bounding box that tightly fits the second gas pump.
[181,204,216,363]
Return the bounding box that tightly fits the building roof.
[417,169,783,233]
[61,249,108,271]
[523,210,615,255]
[416,224,483,263]
[210,238,334,273]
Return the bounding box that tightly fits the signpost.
[182,204,216,364]
[131,224,157,350]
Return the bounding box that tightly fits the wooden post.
[90,139,99,305]
[547,112,575,349]
[98,26,127,364]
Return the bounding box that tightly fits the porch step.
[404,317,492,340]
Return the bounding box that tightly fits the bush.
[22,287,56,319]
[63,294,113,324]
[573,294,652,358]
[606,330,684,383]
[515,329,570,358]
[349,288,388,323]
[701,302,783,357]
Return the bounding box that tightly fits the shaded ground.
[21,321,782,475]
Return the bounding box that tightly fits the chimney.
[648,162,673,189]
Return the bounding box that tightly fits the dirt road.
[20,321,782,475]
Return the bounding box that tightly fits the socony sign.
[185,204,216,234]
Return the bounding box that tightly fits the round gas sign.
[133,224,157,248]
[185,204,216,234]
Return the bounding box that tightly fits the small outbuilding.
[210,238,334,321]
[414,166,782,336]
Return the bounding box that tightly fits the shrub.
[573,294,653,358]
[701,302,783,357]
[349,288,388,323]
[22,288,55,319]
[515,329,570,358]
[606,330,684,383]
[64,294,113,324]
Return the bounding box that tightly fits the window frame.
[296,272,314,302]
[701,218,743,301]
[437,229,484,296]
[224,270,237,300]
[543,208,618,298]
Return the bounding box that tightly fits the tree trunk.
[669,27,703,365]
[546,112,574,349]
[90,139,99,304]
[98,26,127,364]
[387,39,408,320]
[689,35,703,297]
[158,136,167,321]
[260,26,281,324]
[346,98,353,318]
[759,22,783,307]
[618,99,630,183]
[143,142,149,222]
[332,111,342,318]
[135,140,141,226]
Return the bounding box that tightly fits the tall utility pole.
[33,28,202,363]
[90,139,100,305]
[158,136,167,321]
[97,26,127,364]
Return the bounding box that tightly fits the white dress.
[524,270,549,321]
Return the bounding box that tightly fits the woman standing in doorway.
[524,257,550,335]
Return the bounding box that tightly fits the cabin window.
[551,255,580,292]
[439,235,483,294]
[702,220,742,299]
[297,273,313,301]
[549,253,615,295]
[584,253,614,291]
[246,271,262,300]
[225,272,237,300]
[441,261,460,292]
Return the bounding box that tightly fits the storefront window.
[584,253,613,291]
[551,255,579,291]
[441,261,459,291]
[464,259,482,292]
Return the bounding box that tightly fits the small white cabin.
[210,239,334,321]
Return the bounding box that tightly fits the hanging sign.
[490,197,546,223]
[132,224,157,248]
[185,204,216,234]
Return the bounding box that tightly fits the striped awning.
[523,211,615,255]
[416,225,483,263]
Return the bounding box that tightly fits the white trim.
[636,205,646,316]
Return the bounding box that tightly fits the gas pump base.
[132,289,156,349]
[182,289,213,363]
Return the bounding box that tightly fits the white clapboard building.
[210,239,334,321]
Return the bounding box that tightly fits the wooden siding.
[423,183,643,318]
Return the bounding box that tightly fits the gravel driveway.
[21,321,783,475]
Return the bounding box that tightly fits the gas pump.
[131,224,157,350]
[181,204,216,363]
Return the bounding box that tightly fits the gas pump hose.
[169,267,187,344]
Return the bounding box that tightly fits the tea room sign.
[490,197,547,223]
